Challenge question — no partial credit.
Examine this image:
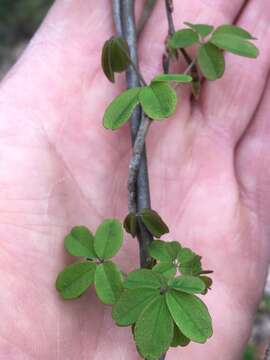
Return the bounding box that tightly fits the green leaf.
[112,288,160,326]
[103,88,140,130]
[184,22,214,37]
[180,259,202,275]
[149,240,181,262]
[140,209,169,238]
[191,76,201,99]
[213,24,255,40]
[123,212,138,238]
[210,33,259,58]
[168,241,182,256]
[101,36,130,83]
[153,262,177,279]
[178,248,196,263]
[94,219,123,259]
[178,248,202,275]
[166,290,213,343]
[168,275,206,294]
[134,296,174,360]
[94,261,123,305]
[64,226,96,258]
[110,36,130,72]
[200,276,213,295]
[56,261,97,299]
[124,269,165,289]
[101,38,114,82]
[139,83,177,120]
[197,43,225,80]
[168,29,199,49]
[171,324,191,347]
[152,74,192,83]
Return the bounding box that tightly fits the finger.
[235,73,270,257]
[0,0,131,225]
[200,0,270,146]
[0,0,116,137]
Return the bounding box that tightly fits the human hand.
[0,0,270,359]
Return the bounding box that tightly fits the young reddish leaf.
[168,275,206,294]
[139,83,177,120]
[124,269,165,289]
[134,295,174,360]
[200,276,213,295]
[184,22,214,37]
[94,219,123,260]
[166,290,213,343]
[171,324,191,347]
[56,261,97,299]
[103,88,140,130]
[152,74,192,83]
[168,29,199,49]
[197,43,225,80]
[112,288,160,326]
[199,270,214,275]
[94,261,123,305]
[140,209,169,238]
[64,226,96,258]
[210,33,259,58]
[123,212,138,238]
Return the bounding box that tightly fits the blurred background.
[0,1,270,359]
[0,0,53,77]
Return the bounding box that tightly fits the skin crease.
[0,0,270,359]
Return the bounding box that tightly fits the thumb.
[0,0,113,136]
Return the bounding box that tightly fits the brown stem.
[128,115,151,213]
[116,0,154,270]
[164,0,198,75]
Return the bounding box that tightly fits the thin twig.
[112,0,146,86]
[128,115,151,213]
[164,0,197,72]
[137,0,158,35]
[165,0,175,35]
[121,0,153,267]
[112,0,123,36]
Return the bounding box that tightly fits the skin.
[0,0,270,359]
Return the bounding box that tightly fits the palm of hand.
[0,1,270,359]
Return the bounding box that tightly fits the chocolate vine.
[55,2,259,359]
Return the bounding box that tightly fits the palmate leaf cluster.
[56,19,259,360]
[56,219,124,304]
[113,239,213,359]
[56,210,213,359]
[169,22,259,80]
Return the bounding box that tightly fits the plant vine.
[55,1,259,359]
